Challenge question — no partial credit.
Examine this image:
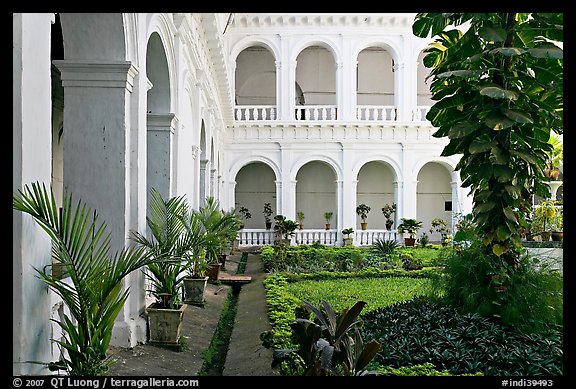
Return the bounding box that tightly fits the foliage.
[531,200,558,234]
[381,203,396,220]
[397,218,423,238]
[341,228,354,237]
[263,202,273,224]
[195,197,240,265]
[13,182,155,375]
[237,206,251,220]
[261,243,450,273]
[130,189,202,309]
[370,238,400,256]
[429,217,451,240]
[419,232,430,247]
[261,271,436,366]
[400,252,423,271]
[269,300,381,376]
[413,13,563,265]
[373,362,482,376]
[324,211,333,223]
[296,211,305,223]
[436,241,563,333]
[362,298,563,376]
[273,214,298,240]
[546,133,563,171]
[355,204,371,222]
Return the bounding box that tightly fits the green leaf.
[489,47,526,57]
[492,244,508,257]
[469,139,495,154]
[447,122,479,139]
[493,165,514,182]
[436,69,483,79]
[479,26,507,42]
[502,109,533,124]
[510,149,538,165]
[527,47,563,60]
[503,207,517,222]
[504,185,521,199]
[475,202,495,213]
[490,146,508,165]
[480,86,518,101]
[496,225,512,241]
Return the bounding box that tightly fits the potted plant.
[182,258,209,306]
[532,200,557,241]
[429,217,452,245]
[196,197,241,279]
[324,211,333,230]
[397,217,423,247]
[237,206,252,229]
[273,214,298,244]
[544,133,563,180]
[381,203,396,230]
[263,202,274,229]
[297,211,305,230]
[13,182,155,375]
[356,203,371,230]
[130,188,195,345]
[342,228,354,246]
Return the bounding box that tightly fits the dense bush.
[436,243,563,333]
[261,244,450,273]
[362,298,563,376]
[373,362,482,376]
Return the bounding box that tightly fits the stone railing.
[294,229,338,245]
[235,105,277,121]
[294,105,338,121]
[355,229,398,246]
[356,105,397,121]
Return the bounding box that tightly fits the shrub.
[371,238,400,256]
[362,298,563,376]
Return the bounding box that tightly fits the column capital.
[53,60,138,92]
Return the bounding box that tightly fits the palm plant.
[130,188,198,309]
[12,182,154,375]
[195,197,241,265]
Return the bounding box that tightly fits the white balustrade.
[294,229,338,245]
[234,105,277,121]
[355,230,398,246]
[295,105,338,121]
[356,106,397,121]
[413,106,431,121]
[238,229,275,246]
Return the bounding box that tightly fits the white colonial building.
[13,13,473,374]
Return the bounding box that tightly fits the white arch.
[412,156,457,178]
[352,38,403,66]
[229,155,281,183]
[352,155,403,182]
[230,35,281,63]
[146,13,178,112]
[290,35,342,64]
[290,155,342,182]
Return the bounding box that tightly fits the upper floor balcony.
[234,104,431,123]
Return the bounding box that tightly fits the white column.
[190,145,200,209]
[450,176,460,233]
[54,59,146,347]
[275,180,283,217]
[199,158,209,206]
[335,61,344,121]
[147,113,177,201]
[210,168,217,197]
[393,181,400,228]
[13,13,54,374]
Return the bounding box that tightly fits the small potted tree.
[238,206,252,229]
[263,202,273,229]
[397,217,423,247]
[324,211,334,230]
[356,203,371,230]
[297,211,305,230]
[381,203,396,230]
[429,217,452,246]
[342,228,354,246]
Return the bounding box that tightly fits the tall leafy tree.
[413,13,563,267]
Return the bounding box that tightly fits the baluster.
[270,107,276,120]
[330,108,336,120]
[295,108,301,120]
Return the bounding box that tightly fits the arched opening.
[356,46,395,120]
[356,161,395,230]
[296,161,337,229]
[146,32,173,206]
[295,46,336,120]
[234,162,277,229]
[417,162,453,242]
[51,13,64,223]
[199,121,208,206]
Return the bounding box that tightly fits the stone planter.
[206,263,221,281]
[182,276,209,306]
[146,302,186,345]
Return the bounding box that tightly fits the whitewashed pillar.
[13,13,55,374]
[147,113,177,201]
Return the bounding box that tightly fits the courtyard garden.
[260,239,563,376]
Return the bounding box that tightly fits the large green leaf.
[480,86,518,101]
[479,25,507,42]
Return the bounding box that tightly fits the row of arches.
[234,160,454,240]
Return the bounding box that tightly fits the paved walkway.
[107,249,278,377]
